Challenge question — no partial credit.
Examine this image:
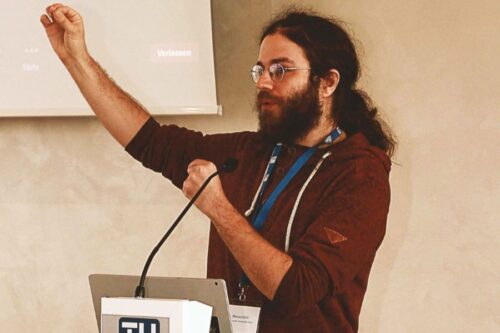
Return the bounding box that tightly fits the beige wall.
[0,0,498,332]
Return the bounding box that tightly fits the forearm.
[41,4,150,146]
[183,160,293,299]
[209,200,293,300]
[63,54,150,147]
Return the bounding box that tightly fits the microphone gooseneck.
[134,158,238,298]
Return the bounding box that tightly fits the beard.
[255,81,322,144]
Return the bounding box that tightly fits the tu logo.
[119,317,160,333]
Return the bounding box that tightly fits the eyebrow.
[256,57,296,67]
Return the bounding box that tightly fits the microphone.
[220,157,238,172]
[134,158,238,298]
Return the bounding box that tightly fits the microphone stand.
[134,158,237,298]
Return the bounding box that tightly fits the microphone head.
[221,158,238,172]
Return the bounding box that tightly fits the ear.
[319,69,340,98]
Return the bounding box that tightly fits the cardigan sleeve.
[125,117,206,188]
[125,116,258,189]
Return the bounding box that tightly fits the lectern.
[90,274,233,333]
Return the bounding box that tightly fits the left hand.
[182,159,229,219]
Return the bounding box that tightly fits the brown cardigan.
[126,117,391,333]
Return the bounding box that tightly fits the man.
[41,3,395,332]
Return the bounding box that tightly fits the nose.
[255,70,273,91]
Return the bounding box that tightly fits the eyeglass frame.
[250,63,312,83]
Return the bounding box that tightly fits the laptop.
[89,274,233,333]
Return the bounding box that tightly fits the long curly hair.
[261,9,397,156]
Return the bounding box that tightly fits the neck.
[294,120,335,147]
[294,97,338,147]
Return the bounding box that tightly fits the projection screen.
[0,0,220,117]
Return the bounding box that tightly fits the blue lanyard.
[251,147,315,229]
[238,127,343,300]
[253,143,283,220]
[250,127,343,230]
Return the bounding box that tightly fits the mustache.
[256,91,281,104]
[256,91,282,111]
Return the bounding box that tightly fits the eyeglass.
[250,63,311,83]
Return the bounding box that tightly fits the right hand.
[40,3,88,63]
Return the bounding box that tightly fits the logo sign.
[119,317,160,333]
